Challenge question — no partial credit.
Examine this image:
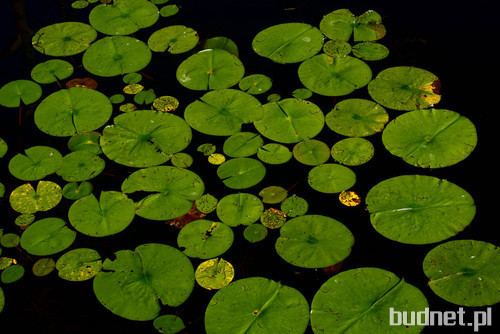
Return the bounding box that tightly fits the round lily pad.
[217,158,266,189]
[238,74,272,95]
[205,277,310,334]
[293,139,330,166]
[31,59,74,84]
[121,166,205,221]
[352,41,389,61]
[10,181,62,214]
[201,36,239,57]
[423,240,500,306]
[152,95,179,111]
[170,153,193,168]
[153,314,186,334]
[134,90,156,105]
[20,217,76,256]
[1,264,24,284]
[307,163,356,194]
[32,258,56,277]
[148,25,199,54]
[67,132,102,154]
[254,98,324,144]
[195,194,218,214]
[123,84,144,95]
[243,224,268,243]
[331,137,374,166]
[160,4,179,17]
[256,143,292,164]
[34,87,113,137]
[195,258,235,290]
[366,175,476,244]
[123,72,142,84]
[208,153,226,165]
[62,181,93,200]
[258,186,288,204]
[0,80,42,108]
[322,39,351,57]
[56,151,105,182]
[31,22,97,56]
[176,49,245,90]
[8,146,63,181]
[368,66,441,111]
[275,214,354,268]
[291,88,312,99]
[311,267,428,334]
[222,132,263,158]
[216,193,264,227]
[252,22,324,64]
[15,213,36,227]
[56,248,103,281]
[177,220,234,259]
[83,36,152,77]
[260,208,286,229]
[93,243,194,321]
[1,233,20,248]
[319,9,386,42]
[100,110,192,167]
[280,195,308,217]
[89,0,159,35]
[68,191,135,237]
[184,89,264,136]
[0,138,7,158]
[325,98,388,137]
[298,54,372,96]
[382,109,477,168]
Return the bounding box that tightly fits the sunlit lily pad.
[153,314,186,334]
[152,96,179,111]
[160,4,179,17]
[148,25,199,54]
[15,213,36,227]
[10,181,62,214]
[62,181,93,200]
[319,9,386,42]
[293,139,330,166]
[0,80,42,108]
[56,151,105,182]
[217,158,266,189]
[352,41,389,61]
[177,220,234,259]
[256,143,292,164]
[216,193,264,227]
[201,36,239,57]
[238,74,272,95]
[195,258,234,290]
[205,277,310,334]
[260,208,286,229]
[423,240,500,306]
[366,175,476,244]
[93,243,194,321]
[252,22,324,64]
[331,137,374,166]
[20,217,76,256]
[308,163,356,194]
[8,146,63,181]
[31,59,74,84]
[275,214,354,268]
[223,132,263,157]
[195,194,218,214]
[56,248,102,281]
[382,109,477,168]
[280,195,308,217]
[32,22,97,56]
[67,132,102,154]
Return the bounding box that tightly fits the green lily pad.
[298,54,372,96]
[254,98,324,144]
[0,138,7,158]
[260,208,286,229]
[0,287,3,312]
[1,264,24,284]
[205,277,310,334]
[148,25,199,54]
[275,214,354,268]
[195,194,218,214]
[8,146,63,181]
[216,193,264,227]
[293,139,330,166]
[258,186,288,204]
[352,41,389,61]
[32,22,97,56]
[238,74,272,95]
[311,267,428,333]
[153,314,186,334]
[62,181,93,200]
[267,93,281,102]
[280,195,308,217]
[217,158,266,189]
[243,224,268,243]
[195,258,235,290]
[319,9,386,42]
[134,90,156,105]
[93,243,194,321]
[0,233,20,248]
[223,132,263,158]
[184,89,264,136]
[177,220,234,259]
[322,39,351,57]
[100,110,191,167]
[68,191,135,237]
[291,88,312,100]
[67,132,102,155]
[170,153,193,168]
[176,49,245,90]
[83,36,152,77]
[368,66,441,111]
[15,213,36,227]
[121,166,205,221]
[325,98,389,137]
[71,0,89,9]
[256,143,292,165]
[366,175,476,244]
[307,163,356,194]
[0,183,4,198]
[423,240,500,306]
[56,248,103,281]
[110,93,126,104]
[331,137,374,166]
[56,151,105,182]
[20,217,76,256]
[32,258,56,277]
[34,87,113,137]
[89,0,159,35]
[382,109,477,168]
[31,59,74,84]
[0,80,42,108]
[201,36,239,57]
[160,4,179,17]
[123,72,142,84]
[252,22,324,64]
[10,181,62,214]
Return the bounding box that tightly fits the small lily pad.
[216,193,264,227]
[238,74,272,95]
[160,4,179,17]
[308,163,356,194]
[152,96,179,111]
[56,248,103,281]
[258,186,288,204]
[1,264,25,284]
[195,194,218,214]
[20,217,76,256]
[67,132,102,154]
[293,139,330,166]
[177,220,234,259]
[222,132,263,158]
[8,146,63,181]
[280,195,308,217]
[291,88,312,99]
[195,258,235,290]
[56,151,105,182]
[201,36,239,57]
[0,234,20,248]
[217,158,266,189]
[352,41,389,61]
[31,59,74,84]
[331,137,374,166]
[322,39,351,57]
[260,208,286,229]
[257,143,292,165]
[148,25,199,54]
[32,258,56,277]
[0,138,7,158]
[153,314,186,334]
[243,224,268,243]
[62,181,93,200]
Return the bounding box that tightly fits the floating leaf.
[177,220,234,259]
[319,9,386,42]
[119,103,137,112]
[195,194,218,214]
[8,146,63,181]
[65,77,98,89]
[0,287,3,312]
[0,234,20,248]
[0,80,42,108]
[366,175,476,244]
[15,214,36,228]
[122,72,142,84]
[238,74,272,95]
[195,258,234,290]
[10,181,62,214]
[322,39,351,57]
[0,138,7,158]
[267,93,281,102]
[198,144,216,156]
[307,163,356,194]
[148,25,199,54]
[293,139,330,166]
[62,181,93,200]
[260,208,286,229]
[243,223,268,243]
[208,153,226,165]
[20,217,76,256]
[330,137,374,166]
[259,186,288,204]
[280,195,308,217]
[216,193,264,227]
[56,248,103,281]
[71,0,89,9]
[339,190,361,206]
[291,88,312,99]
[256,143,292,165]
[352,41,389,60]
[134,90,156,105]
[201,37,239,57]
[153,314,186,334]
[1,264,24,284]
[110,94,125,104]
[32,22,97,56]
[123,83,144,94]
[32,258,56,277]
[170,153,193,168]
[31,59,74,84]
[67,132,102,154]
[152,96,179,111]
[56,151,105,182]
[160,4,179,17]
[217,158,266,189]
[223,132,263,158]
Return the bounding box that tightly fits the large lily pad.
[366,175,476,244]
[10,181,62,214]
[100,110,191,167]
[216,193,264,227]
[252,22,324,63]
[121,166,205,220]
[34,87,112,137]
[0,80,42,108]
[20,217,76,256]
[319,9,386,42]
[148,25,199,54]
[217,158,266,189]
[8,146,63,181]
[177,220,234,259]
[307,163,356,194]
[382,109,477,168]
[32,22,97,56]
[205,277,310,334]
[93,243,195,321]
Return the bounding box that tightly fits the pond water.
[0,0,498,333]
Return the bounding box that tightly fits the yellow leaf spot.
[208,153,226,165]
[339,190,361,207]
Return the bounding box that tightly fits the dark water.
[0,0,498,333]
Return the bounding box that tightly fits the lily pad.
[0,80,42,108]
[330,137,374,166]
[0,287,4,312]
[365,175,476,244]
[153,314,186,334]
[217,158,266,189]
[352,41,389,61]
[256,143,292,165]
[32,22,97,56]
[8,146,63,181]
[160,4,179,17]
[148,25,199,54]
[201,36,239,57]
[382,109,477,168]
[254,98,324,144]
[20,217,76,256]
[68,191,135,237]
[121,166,205,221]
[1,264,24,284]
[56,248,103,281]
[280,195,308,217]
[31,59,74,84]
[238,74,272,95]
[322,39,351,57]
[423,240,500,306]
[216,193,264,227]
[0,233,20,248]
[307,163,356,194]
[298,54,372,96]
[170,153,193,168]
[293,139,330,166]
[311,267,428,333]
[34,87,113,137]
[195,194,218,214]
[252,22,324,64]
[258,186,288,204]
[319,9,386,42]
[195,258,235,290]
[275,214,354,268]
[223,132,263,158]
[243,224,268,243]
[368,66,441,111]
[177,220,234,259]
[0,138,7,158]
[93,243,194,320]
[134,90,156,105]
[152,95,179,111]
[291,88,312,99]
[56,151,105,182]
[100,110,191,167]
[205,277,310,334]
[67,132,102,154]
[10,181,62,214]
[260,208,286,229]
[32,258,56,277]
[184,89,264,136]
[62,181,93,200]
